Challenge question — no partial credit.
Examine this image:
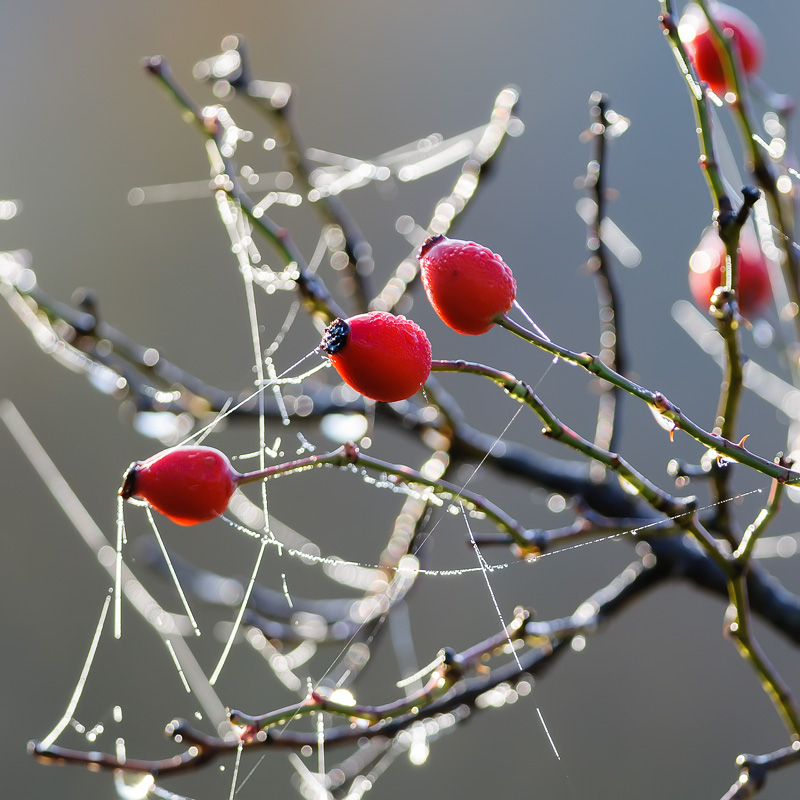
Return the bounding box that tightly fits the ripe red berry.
[679,3,764,94]
[417,235,516,335]
[120,446,241,526]
[689,229,771,318]
[320,311,431,403]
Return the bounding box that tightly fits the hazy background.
[1,1,799,798]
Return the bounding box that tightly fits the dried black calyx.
[320,318,350,355]
[418,233,445,258]
[119,461,141,499]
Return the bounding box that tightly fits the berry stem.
[659,3,733,219]
[493,314,800,484]
[431,358,712,534]
[236,443,531,546]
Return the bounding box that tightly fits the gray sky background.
[1,2,799,799]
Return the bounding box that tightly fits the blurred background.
[1,1,799,798]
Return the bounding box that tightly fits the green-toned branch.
[734,467,786,563]
[707,186,761,541]
[695,0,800,336]
[659,5,757,508]
[724,460,800,740]
[658,3,732,216]
[727,573,800,738]
[494,314,800,484]
[713,187,761,444]
[430,358,731,570]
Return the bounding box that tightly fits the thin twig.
[371,86,521,313]
[234,441,531,546]
[29,556,660,775]
[695,0,800,339]
[584,91,627,454]
[144,55,343,325]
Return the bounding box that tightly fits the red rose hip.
[321,311,431,403]
[120,445,240,525]
[689,229,771,319]
[417,235,516,335]
[679,3,764,94]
